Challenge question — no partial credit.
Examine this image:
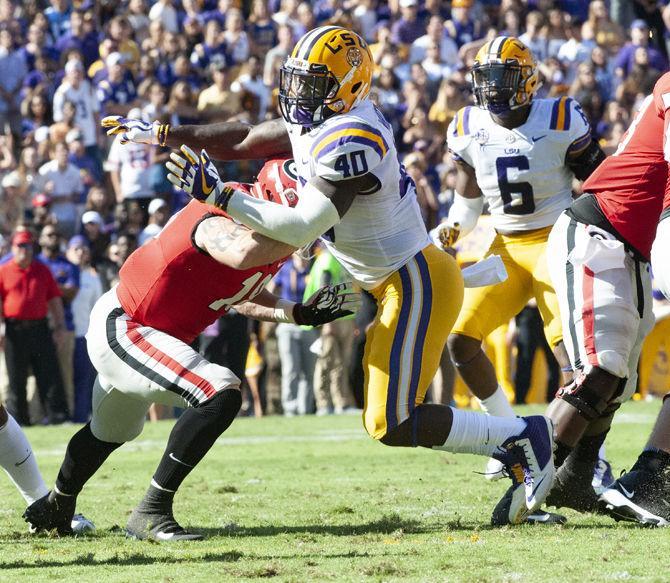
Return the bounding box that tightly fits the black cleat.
[125,508,203,541]
[491,484,567,526]
[23,490,76,536]
[598,454,670,527]
[545,463,600,513]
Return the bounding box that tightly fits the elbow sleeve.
[226,183,340,247]
[446,192,484,239]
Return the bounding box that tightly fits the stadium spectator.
[223,8,250,65]
[0,172,26,237]
[271,253,318,416]
[263,23,293,87]
[79,209,111,269]
[248,0,278,58]
[445,0,483,48]
[30,193,56,233]
[197,61,241,119]
[614,19,667,79]
[52,59,100,161]
[55,9,99,69]
[392,0,425,47]
[66,234,102,422]
[45,0,71,40]
[0,230,69,426]
[308,247,356,416]
[38,224,79,416]
[138,198,169,246]
[410,16,459,66]
[230,56,270,120]
[107,111,153,218]
[0,28,27,140]
[96,53,140,116]
[36,141,83,238]
[190,20,228,75]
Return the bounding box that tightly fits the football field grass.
[1,400,669,582]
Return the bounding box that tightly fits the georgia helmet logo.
[346,47,362,67]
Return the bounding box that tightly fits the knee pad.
[556,367,623,422]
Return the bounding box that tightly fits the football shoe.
[492,415,556,523]
[598,453,670,527]
[491,484,567,526]
[23,490,76,536]
[126,507,203,541]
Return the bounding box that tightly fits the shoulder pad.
[310,120,387,181]
[548,96,577,131]
[450,106,474,138]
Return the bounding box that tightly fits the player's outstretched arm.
[102,116,291,160]
[194,216,297,270]
[235,284,361,326]
[430,158,483,250]
[168,145,377,248]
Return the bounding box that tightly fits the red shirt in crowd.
[0,259,62,320]
[583,72,670,260]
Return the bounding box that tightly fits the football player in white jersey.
[431,36,606,524]
[105,26,557,524]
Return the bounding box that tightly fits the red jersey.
[0,259,61,319]
[117,198,283,344]
[583,72,670,260]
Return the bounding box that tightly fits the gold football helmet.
[279,26,374,127]
[471,36,539,114]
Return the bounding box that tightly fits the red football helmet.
[252,157,299,208]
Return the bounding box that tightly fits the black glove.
[294,282,361,327]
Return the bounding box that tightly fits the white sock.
[477,385,516,418]
[0,414,49,504]
[433,407,526,457]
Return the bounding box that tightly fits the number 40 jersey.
[448,97,591,232]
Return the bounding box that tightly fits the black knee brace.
[556,368,624,422]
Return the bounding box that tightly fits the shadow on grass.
[198,513,439,537]
[0,550,244,570]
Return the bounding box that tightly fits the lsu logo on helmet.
[471,36,539,115]
[278,26,374,127]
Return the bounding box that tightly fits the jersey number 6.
[496,155,535,215]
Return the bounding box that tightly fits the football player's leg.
[0,404,48,504]
[599,395,670,526]
[532,251,574,387]
[23,376,129,535]
[361,247,554,518]
[448,241,530,416]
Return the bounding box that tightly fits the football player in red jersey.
[595,198,670,527]
[23,154,360,541]
[532,73,670,514]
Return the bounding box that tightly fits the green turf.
[1,401,669,582]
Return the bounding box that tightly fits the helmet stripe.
[297,25,342,60]
[496,36,510,59]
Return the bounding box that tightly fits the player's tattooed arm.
[169,118,292,161]
[194,216,296,269]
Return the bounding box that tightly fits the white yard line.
[33,430,366,457]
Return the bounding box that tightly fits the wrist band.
[210,185,237,211]
[157,124,170,147]
[273,299,297,324]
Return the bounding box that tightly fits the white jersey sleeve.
[563,97,593,156]
[446,106,476,167]
[310,120,386,181]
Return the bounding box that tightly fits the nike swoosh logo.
[532,135,546,142]
[15,451,32,467]
[527,475,546,503]
[201,171,214,195]
[619,484,635,499]
[155,531,175,540]
[169,452,194,467]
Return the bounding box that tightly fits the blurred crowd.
[1,0,669,425]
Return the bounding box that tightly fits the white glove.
[101,115,167,145]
